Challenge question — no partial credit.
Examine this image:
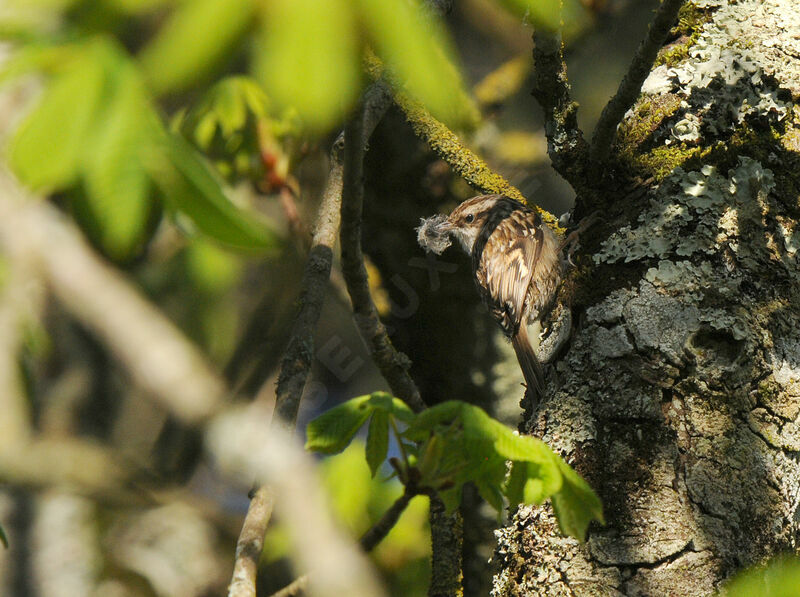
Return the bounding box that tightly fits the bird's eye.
[465,214,474,223]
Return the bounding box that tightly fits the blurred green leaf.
[8,45,104,190]
[366,410,390,477]
[305,395,373,454]
[148,133,278,249]
[185,240,243,294]
[725,556,800,597]
[79,51,156,260]
[256,0,361,133]
[550,457,604,542]
[140,0,256,94]
[496,0,589,37]
[0,523,7,549]
[357,0,478,128]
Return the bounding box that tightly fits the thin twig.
[235,81,394,596]
[268,575,309,597]
[360,487,418,552]
[274,82,393,428]
[228,486,275,597]
[273,133,346,429]
[531,27,590,192]
[590,0,686,166]
[340,104,427,413]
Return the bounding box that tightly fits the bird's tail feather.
[512,324,544,410]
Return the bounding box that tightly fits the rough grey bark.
[493,0,800,595]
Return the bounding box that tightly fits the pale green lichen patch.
[594,157,777,266]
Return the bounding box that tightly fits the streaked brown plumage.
[417,195,561,405]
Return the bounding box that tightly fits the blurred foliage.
[264,442,431,595]
[724,555,800,597]
[307,393,604,541]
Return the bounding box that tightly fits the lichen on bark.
[492,0,800,594]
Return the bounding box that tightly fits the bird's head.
[416,194,503,255]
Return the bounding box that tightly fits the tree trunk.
[493,0,800,594]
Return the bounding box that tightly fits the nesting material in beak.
[416,214,453,254]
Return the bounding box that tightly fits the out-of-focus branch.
[531,27,590,192]
[228,486,275,597]
[0,169,226,425]
[207,402,387,597]
[341,103,426,413]
[589,0,686,166]
[0,241,39,449]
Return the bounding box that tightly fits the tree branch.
[341,102,427,413]
[360,487,418,552]
[589,0,686,166]
[531,27,590,193]
[0,169,226,425]
[228,485,275,597]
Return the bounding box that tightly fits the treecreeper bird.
[416,194,562,407]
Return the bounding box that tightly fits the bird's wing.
[474,208,542,336]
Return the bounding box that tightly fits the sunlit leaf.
[357,0,478,128]
[148,133,278,249]
[140,0,256,94]
[550,457,604,542]
[255,0,361,133]
[9,45,104,190]
[305,395,373,454]
[505,460,562,506]
[366,410,390,477]
[365,391,415,423]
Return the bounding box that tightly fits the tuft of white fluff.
[416,214,452,254]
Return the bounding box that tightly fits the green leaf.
[140,0,256,94]
[0,523,7,548]
[476,479,505,514]
[550,457,604,542]
[357,0,478,129]
[305,395,373,454]
[504,460,562,506]
[366,410,390,477]
[365,391,415,423]
[255,0,361,133]
[726,556,800,597]
[495,0,588,37]
[148,133,278,250]
[9,45,104,190]
[79,57,155,260]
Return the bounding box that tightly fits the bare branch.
[269,575,309,597]
[531,27,590,192]
[0,169,226,425]
[228,486,275,597]
[359,487,417,552]
[590,0,686,166]
[341,103,427,413]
